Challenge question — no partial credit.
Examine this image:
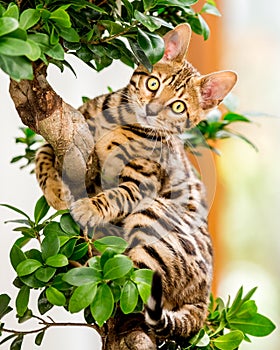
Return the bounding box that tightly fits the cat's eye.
[146,77,160,91]
[171,101,186,114]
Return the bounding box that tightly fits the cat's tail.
[145,271,163,327]
[145,271,207,338]
[35,144,71,210]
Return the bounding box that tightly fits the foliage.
[0,0,220,80]
[0,197,276,349]
[183,107,257,155]
[10,127,43,171]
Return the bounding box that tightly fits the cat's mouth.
[136,113,154,128]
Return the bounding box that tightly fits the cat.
[35,23,237,342]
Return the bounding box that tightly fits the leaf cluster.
[183,108,257,155]
[158,287,276,350]
[0,197,276,349]
[0,0,220,80]
[10,127,43,172]
[0,196,153,348]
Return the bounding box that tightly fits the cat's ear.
[161,24,191,62]
[199,71,237,110]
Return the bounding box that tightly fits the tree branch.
[9,64,94,200]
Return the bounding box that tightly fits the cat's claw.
[70,198,102,228]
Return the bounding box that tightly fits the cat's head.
[129,23,237,134]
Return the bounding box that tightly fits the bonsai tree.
[0,0,276,349]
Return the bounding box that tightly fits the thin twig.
[1,320,100,337]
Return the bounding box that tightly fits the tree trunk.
[9,66,157,350]
[102,313,157,350]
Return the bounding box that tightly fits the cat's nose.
[146,103,162,116]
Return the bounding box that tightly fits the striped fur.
[35,24,237,341]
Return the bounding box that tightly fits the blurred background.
[0,0,279,349]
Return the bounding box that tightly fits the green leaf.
[63,267,102,286]
[50,8,71,28]
[38,290,54,315]
[129,39,152,71]
[201,3,221,16]
[0,294,12,319]
[137,28,164,65]
[3,4,19,20]
[10,334,23,350]
[131,269,153,303]
[44,221,67,237]
[41,232,60,261]
[120,280,138,314]
[10,244,27,270]
[90,284,114,326]
[70,242,89,260]
[0,17,19,37]
[35,266,56,282]
[110,282,121,302]
[34,196,50,224]
[136,281,151,303]
[46,286,66,306]
[16,286,30,317]
[131,269,153,284]
[213,330,244,350]
[100,248,117,269]
[28,33,49,48]
[0,37,32,56]
[19,274,44,288]
[60,238,77,258]
[16,259,42,277]
[17,308,32,323]
[99,20,124,35]
[227,286,243,315]
[134,11,161,32]
[0,335,17,346]
[60,213,80,235]
[0,54,33,80]
[45,254,68,268]
[69,283,97,313]
[88,256,102,271]
[25,40,41,60]
[242,286,258,303]
[198,14,210,40]
[229,313,276,337]
[234,300,258,319]
[52,274,72,291]
[0,204,30,220]
[45,43,64,60]
[19,9,40,30]
[35,331,45,346]
[103,255,133,280]
[60,27,80,42]
[94,236,128,254]
[50,26,59,45]
[156,0,197,10]
[143,0,158,11]
[223,112,251,123]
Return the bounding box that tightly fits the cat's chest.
[93,126,188,192]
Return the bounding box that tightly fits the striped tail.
[145,271,163,327]
[145,271,208,339]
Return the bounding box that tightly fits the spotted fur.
[35,24,237,340]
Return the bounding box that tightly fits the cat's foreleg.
[70,180,158,228]
[35,144,72,210]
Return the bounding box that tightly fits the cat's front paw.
[70,198,103,228]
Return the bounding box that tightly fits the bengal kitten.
[35,24,237,341]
